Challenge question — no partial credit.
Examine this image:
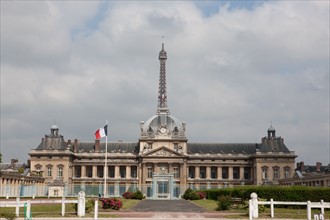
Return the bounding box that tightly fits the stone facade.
[29,44,297,198]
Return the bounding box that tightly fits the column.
[92,166,97,178]
[115,166,120,178]
[81,165,86,178]
[240,167,244,180]
[138,164,142,185]
[180,162,187,186]
[206,166,211,179]
[228,166,233,180]
[126,166,131,179]
[195,166,200,179]
[217,166,222,180]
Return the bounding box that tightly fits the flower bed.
[100,198,123,210]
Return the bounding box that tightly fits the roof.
[258,139,290,153]
[187,143,257,154]
[77,142,139,154]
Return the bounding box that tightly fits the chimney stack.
[95,139,100,152]
[300,161,305,172]
[73,139,79,153]
[316,162,322,172]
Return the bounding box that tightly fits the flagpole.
[103,120,108,197]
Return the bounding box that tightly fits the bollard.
[307,201,311,220]
[61,196,65,216]
[94,199,98,220]
[15,197,20,217]
[251,192,258,218]
[270,198,274,218]
[77,191,86,217]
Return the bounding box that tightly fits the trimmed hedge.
[201,186,330,202]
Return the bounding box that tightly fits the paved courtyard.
[128,200,206,212]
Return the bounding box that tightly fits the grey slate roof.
[258,139,290,153]
[77,142,139,154]
[187,143,258,154]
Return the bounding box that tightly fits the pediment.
[142,146,184,157]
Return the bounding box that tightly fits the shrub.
[132,190,144,200]
[182,188,200,200]
[217,195,233,211]
[100,198,123,210]
[122,191,134,199]
[0,210,16,220]
[196,191,207,199]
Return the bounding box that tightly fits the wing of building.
[29,44,297,199]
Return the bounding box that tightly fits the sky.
[1,1,329,166]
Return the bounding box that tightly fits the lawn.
[0,198,142,218]
[192,199,330,219]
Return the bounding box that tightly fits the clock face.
[160,128,167,134]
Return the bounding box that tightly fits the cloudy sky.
[1,1,329,165]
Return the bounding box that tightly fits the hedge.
[200,186,330,202]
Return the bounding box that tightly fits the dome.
[51,124,59,129]
[140,113,186,139]
[268,125,275,132]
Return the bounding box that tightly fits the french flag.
[95,125,108,139]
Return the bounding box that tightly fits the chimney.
[95,139,100,152]
[316,162,322,172]
[11,159,18,168]
[300,161,305,172]
[73,139,79,153]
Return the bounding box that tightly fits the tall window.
[147,167,153,178]
[233,167,240,179]
[46,165,53,177]
[262,167,268,179]
[273,167,279,179]
[131,166,137,178]
[58,166,63,178]
[188,166,195,178]
[109,166,115,178]
[200,166,206,179]
[244,167,251,180]
[120,166,126,178]
[211,167,217,179]
[35,164,42,176]
[97,166,103,178]
[86,166,92,177]
[222,167,228,179]
[173,167,180,178]
[284,167,290,178]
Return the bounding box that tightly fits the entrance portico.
[152,170,175,199]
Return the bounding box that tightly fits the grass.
[192,199,330,219]
[0,198,142,218]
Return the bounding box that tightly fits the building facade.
[29,44,297,199]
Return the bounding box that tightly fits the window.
[86,166,92,177]
[211,167,217,179]
[222,167,228,179]
[233,167,240,179]
[58,166,63,178]
[200,166,206,179]
[244,167,251,180]
[284,167,290,178]
[35,164,42,176]
[131,166,137,178]
[109,166,115,178]
[273,167,279,179]
[46,164,53,177]
[120,166,126,178]
[188,166,195,178]
[173,167,180,179]
[262,167,268,179]
[97,166,103,178]
[147,167,153,178]
[74,166,81,178]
